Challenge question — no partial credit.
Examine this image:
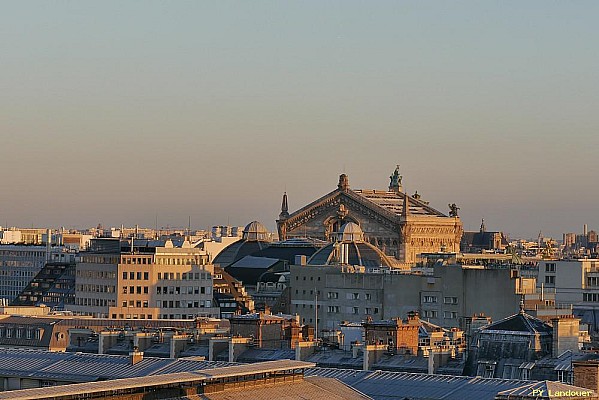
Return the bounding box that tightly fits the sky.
[1,1,598,240]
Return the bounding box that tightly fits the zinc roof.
[306,368,534,400]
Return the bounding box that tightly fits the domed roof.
[308,222,394,268]
[213,221,272,267]
[242,221,270,242]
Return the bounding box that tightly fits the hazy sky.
[1,1,598,239]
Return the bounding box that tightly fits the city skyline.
[2,2,599,239]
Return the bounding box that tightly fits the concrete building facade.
[291,262,524,334]
[70,239,219,319]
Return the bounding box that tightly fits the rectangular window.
[545,275,555,285]
[122,272,128,280]
[129,272,135,280]
[423,295,438,303]
[143,272,149,280]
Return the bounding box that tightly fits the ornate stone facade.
[276,168,463,265]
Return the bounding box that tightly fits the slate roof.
[250,238,324,263]
[213,240,270,268]
[480,312,553,335]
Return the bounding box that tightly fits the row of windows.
[154,257,208,266]
[326,306,380,314]
[156,300,212,308]
[76,270,118,279]
[113,313,153,319]
[156,286,210,295]
[587,277,599,287]
[295,275,322,281]
[122,271,149,280]
[583,293,599,302]
[122,300,149,308]
[295,289,321,296]
[122,286,149,295]
[0,250,46,257]
[0,261,39,267]
[157,272,210,281]
[0,270,37,277]
[120,257,153,265]
[0,327,42,339]
[77,284,116,293]
[75,297,117,307]
[80,256,119,264]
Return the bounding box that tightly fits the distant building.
[465,311,553,379]
[212,221,273,268]
[229,312,303,349]
[461,219,508,253]
[70,238,219,319]
[12,261,75,310]
[0,245,49,302]
[291,222,524,335]
[537,259,599,334]
[276,167,463,265]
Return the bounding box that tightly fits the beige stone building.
[277,166,463,265]
[71,238,219,319]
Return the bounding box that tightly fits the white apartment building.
[537,259,599,308]
[71,239,219,319]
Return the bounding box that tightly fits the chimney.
[552,315,580,358]
[407,311,420,325]
[129,347,143,365]
[295,255,307,266]
[428,348,435,374]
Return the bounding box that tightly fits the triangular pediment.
[283,188,400,230]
